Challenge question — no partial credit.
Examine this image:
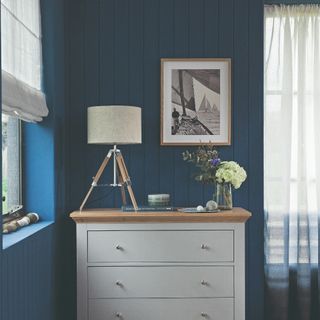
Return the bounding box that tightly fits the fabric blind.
[1,0,48,122]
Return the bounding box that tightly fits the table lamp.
[80,105,142,211]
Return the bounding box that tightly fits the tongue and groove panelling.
[65,1,263,320]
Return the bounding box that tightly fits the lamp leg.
[126,185,138,211]
[117,166,127,206]
[79,150,113,211]
[115,152,138,211]
[113,145,117,186]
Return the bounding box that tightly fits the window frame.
[2,113,23,215]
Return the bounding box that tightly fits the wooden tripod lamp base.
[80,146,138,212]
[82,105,142,212]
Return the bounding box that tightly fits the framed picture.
[161,58,231,146]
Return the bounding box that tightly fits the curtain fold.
[264,5,320,320]
[1,0,48,122]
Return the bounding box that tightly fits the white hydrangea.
[215,161,247,189]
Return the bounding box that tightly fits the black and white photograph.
[161,59,231,145]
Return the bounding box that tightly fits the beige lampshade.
[87,105,142,144]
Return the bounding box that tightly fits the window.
[1,0,49,217]
[264,5,320,265]
[2,114,21,214]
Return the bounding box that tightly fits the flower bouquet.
[182,145,247,209]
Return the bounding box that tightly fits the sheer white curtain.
[1,0,48,122]
[264,5,320,320]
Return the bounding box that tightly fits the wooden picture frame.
[161,58,231,146]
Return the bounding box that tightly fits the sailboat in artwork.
[192,77,220,135]
[199,94,213,112]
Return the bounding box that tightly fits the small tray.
[178,208,220,213]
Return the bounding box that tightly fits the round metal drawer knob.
[201,312,208,318]
[116,245,123,250]
[116,312,122,318]
[201,280,209,286]
[201,244,208,249]
[116,281,123,286]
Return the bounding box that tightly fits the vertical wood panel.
[9,248,15,320]
[217,0,234,163]
[129,0,145,205]
[114,0,130,207]
[233,0,249,208]
[188,0,206,206]
[99,0,116,207]
[1,254,8,320]
[99,0,115,107]
[114,0,130,104]
[84,0,100,106]
[159,0,175,203]
[24,240,31,318]
[203,0,220,204]
[2,228,54,320]
[144,0,160,196]
[173,0,190,206]
[189,0,204,57]
[68,0,86,209]
[248,0,264,319]
[84,0,104,208]
[34,238,40,319]
[233,2,251,317]
[16,245,23,320]
[204,0,219,57]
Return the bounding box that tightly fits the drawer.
[88,266,233,298]
[89,298,234,320]
[87,230,233,263]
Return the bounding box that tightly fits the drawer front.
[89,298,234,320]
[87,230,233,263]
[88,266,233,298]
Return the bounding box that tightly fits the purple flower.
[210,158,221,167]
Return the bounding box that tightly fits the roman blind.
[1,0,48,122]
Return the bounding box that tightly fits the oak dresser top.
[70,207,251,224]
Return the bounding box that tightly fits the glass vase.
[213,182,233,210]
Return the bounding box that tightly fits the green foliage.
[182,144,220,184]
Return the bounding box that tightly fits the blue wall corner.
[1,0,65,319]
[23,121,55,221]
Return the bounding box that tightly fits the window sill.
[2,220,54,250]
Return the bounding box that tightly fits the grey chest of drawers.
[70,208,251,320]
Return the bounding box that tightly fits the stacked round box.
[148,194,170,207]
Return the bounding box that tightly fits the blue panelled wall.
[65,1,264,320]
[1,0,265,320]
[0,0,66,319]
